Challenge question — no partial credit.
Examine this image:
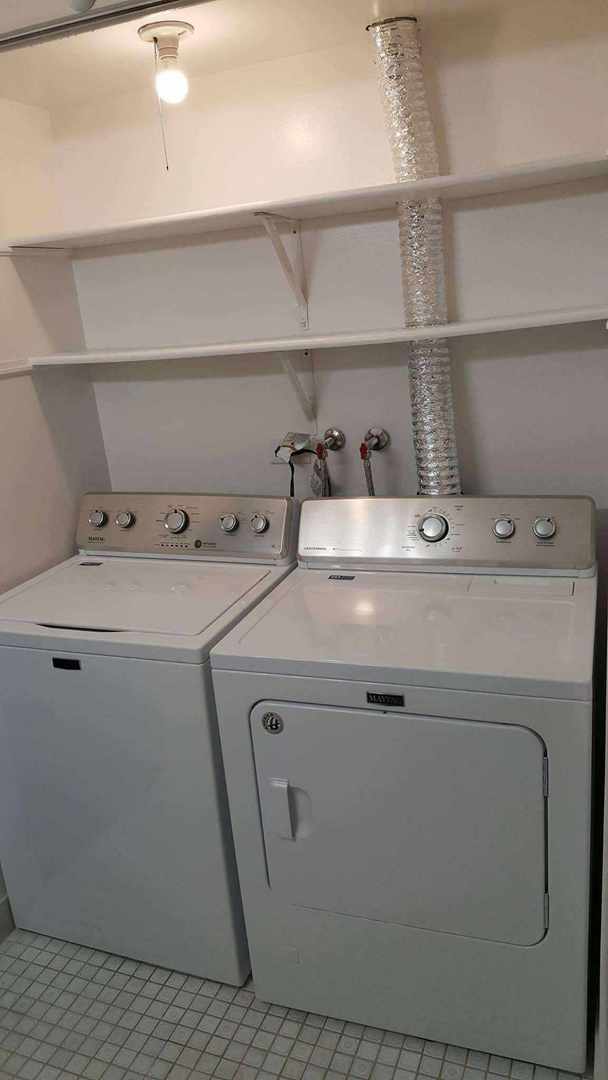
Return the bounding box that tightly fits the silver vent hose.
[367,16,461,496]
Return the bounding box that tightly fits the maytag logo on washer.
[366,692,405,707]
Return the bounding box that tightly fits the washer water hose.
[274,430,345,497]
[360,441,376,497]
[360,428,391,496]
[367,16,461,496]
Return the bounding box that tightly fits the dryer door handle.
[267,778,295,840]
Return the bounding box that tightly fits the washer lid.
[211,567,597,699]
[0,558,272,636]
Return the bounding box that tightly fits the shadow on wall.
[31,368,109,499]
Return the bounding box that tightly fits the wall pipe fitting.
[367,16,461,496]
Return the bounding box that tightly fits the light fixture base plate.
[138,20,194,43]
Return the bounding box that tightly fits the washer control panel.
[298,496,595,574]
[78,493,298,563]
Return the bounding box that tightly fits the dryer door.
[251,702,547,946]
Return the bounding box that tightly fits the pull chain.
[153,38,170,172]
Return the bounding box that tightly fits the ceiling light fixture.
[138,20,194,105]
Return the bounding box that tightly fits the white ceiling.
[0,0,561,113]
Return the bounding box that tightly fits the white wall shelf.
[0,363,33,379]
[29,304,608,370]
[6,152,608,253]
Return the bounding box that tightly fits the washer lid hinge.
[543,755,549,797]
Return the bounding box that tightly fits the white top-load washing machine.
[0,492,298,985]
[211,495,596,1069]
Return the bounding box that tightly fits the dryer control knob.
[115,511,135,530]
[493,517,515,539]
[88,509,107,529]
[419,514,449,543]
[220,513,239,533]
[164,509,189,534]
[533,516,556,540]
[250,514,269,534]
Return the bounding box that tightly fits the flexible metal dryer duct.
[367,16,461,495]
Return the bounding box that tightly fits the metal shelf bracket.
[278,350,316,422]
[255,212,309,329]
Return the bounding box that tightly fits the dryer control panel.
[298,496,596,575]
[77,493,298,563]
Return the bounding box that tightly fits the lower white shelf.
[28,304,608,370]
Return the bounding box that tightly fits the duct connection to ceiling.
[367,16,461,496]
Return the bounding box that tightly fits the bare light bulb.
[139,21,194,107]
[155,63,189,105]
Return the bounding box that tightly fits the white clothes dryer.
[0,492,298,984]
[211,495,596,1067]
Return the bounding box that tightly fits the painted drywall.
[0,368,110,593]
[92,322,608,507]
[0,97,60,235]
[0,253,109,589]
[71,180,608,352]
[44,0,606,540]
[40,0,608,234]
[4,0,608,526]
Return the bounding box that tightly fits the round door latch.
[262,712,284,733]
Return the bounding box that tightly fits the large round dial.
[164,509,189,534]
[533,516,556,540]
[493,517,515,539]
[250,513,269,534]
[418,514,449,543]
[220,513,239,534]
[115,510,135,530]
[88,509,107,529]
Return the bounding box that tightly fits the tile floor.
[0,929,583,1080]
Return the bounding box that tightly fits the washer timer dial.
[418,514,449,543]
[164,509,189,534]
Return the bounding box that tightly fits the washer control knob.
[533,516,557,540]
[250,513,269,534]
[164,509,189,534]
[220,513,239,534]
[419,514,449,543]
[88,509,107,529]
[493,517,515,539]
[115,510,135,530]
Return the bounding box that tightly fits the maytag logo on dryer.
[367,692,405,707]
[87,535,105,543]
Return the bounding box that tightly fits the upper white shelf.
[28,304,608,370]
[6,152,608,253]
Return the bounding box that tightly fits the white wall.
[0,98,110,591]
[0,368,110,593]
[6,0,608,535]
[45,0,608,233]
[0,97,60,235]
[92,322,608,508]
